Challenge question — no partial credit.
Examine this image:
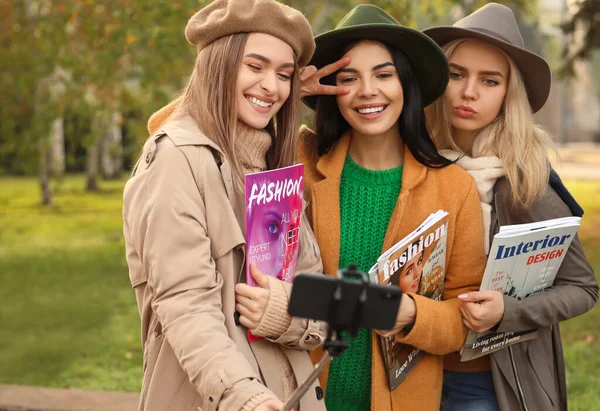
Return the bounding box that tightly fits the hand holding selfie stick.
[279,265,402,411]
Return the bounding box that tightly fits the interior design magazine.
[460,216,581,361]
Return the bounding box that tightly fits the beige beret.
[185,0,315,67]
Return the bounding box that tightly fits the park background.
[1,0,599,410]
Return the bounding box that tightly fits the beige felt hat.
[423,2,551,113]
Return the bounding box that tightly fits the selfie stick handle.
[279,351,332,411]
[280,265,367,411]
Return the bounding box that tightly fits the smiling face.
[444,40,509,142]
[398,250,424,294]
[335,41,404,138]
[236,33,295,129]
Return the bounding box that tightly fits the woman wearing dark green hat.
[298,4,487,411]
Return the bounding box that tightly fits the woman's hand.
[375,294,416,338]
[458,290,505,333]
[299,57,351,98]
[235,264,271,330]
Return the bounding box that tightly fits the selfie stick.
[279,265,371,411]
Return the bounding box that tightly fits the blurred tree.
[561,0,600,75]
[286,0,529,34]
[1,0,529,203]
[1,0,200,196]
[101,112,124,180]
[22,0,64,204]
[590,50,600,142]
[562,0,600,142]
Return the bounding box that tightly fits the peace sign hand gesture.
[299,57,351,98]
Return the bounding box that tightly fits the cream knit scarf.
[234,121,273,174]
[440,132,505,253]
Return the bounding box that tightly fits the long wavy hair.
[161,33,301,191]
[427,39,553,208]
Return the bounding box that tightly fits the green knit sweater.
[325,155,403,411]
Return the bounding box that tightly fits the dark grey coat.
[489,178,598,411]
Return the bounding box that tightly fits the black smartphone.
[288,272,402,331]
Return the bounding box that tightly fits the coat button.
[234,311,241,326]
[315,386,324,400]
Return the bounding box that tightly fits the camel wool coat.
[298,126,487,411]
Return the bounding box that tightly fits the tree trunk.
[101,111,123,179]
[50,117,65,177]
[86,136,100,191]
[86,111,110,191]
[559,78,570,144]
[30,0,54,205]
[596,93,600,143]
[38,138,54,205]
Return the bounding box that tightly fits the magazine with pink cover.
[245,164,304,342]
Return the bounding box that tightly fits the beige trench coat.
[123,115,326,411]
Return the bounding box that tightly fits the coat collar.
[314,131,428,191]
[146,99,224,158]
[315,131,351,179]
[310,131,429,276]
[160,114,224,158]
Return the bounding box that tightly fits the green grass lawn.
[554,180,600,411]
[0,175,599,408]
[0,176,142,392]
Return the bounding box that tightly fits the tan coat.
[123,115,327,411]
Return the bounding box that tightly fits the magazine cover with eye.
[245,164,304,342]
[369,210,449,391]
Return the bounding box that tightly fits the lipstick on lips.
[455,105,476,118]
[354,103,388,120]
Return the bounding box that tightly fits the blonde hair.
[427,39,553,209]
[163,33,301,191]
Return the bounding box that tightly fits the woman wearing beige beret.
[122,1,332,410]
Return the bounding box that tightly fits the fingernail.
[458,294,468,299]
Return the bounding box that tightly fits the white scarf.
[440,133,505,253]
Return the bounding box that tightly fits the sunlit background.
[1,1,598,410]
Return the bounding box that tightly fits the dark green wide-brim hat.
[303,4,449,110]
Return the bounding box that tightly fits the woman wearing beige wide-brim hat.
[123,1,331,410]
[424,3,598,411]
